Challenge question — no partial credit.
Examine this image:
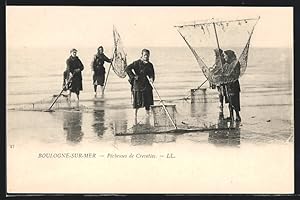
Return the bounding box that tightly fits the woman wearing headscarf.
[65,48,84,107]
[91,46,112,97]
[223,50,241,121]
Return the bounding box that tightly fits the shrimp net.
[111,25,127,78]
[175,17,260,85]
[113,18,261,135]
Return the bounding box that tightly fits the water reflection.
[191,88,207,104]
[190,101,208,118]
[112,120,128,135]
[110,114,177,146]
[131,132,156,146]
[130,115,177,146]
[63,112,84,143]
[154,134,177,143]
[92,100,106,139]
[208,111,241,147]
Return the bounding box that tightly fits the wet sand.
[7,89,294,194]
[7,47,293,193]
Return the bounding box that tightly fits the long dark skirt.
[70,76,83,94]
[132,89,153,110]
[228,93,240,111]
[93,73,105,86]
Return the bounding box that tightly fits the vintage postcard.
[6,6,294,194]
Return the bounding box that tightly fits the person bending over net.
[65,48,84,107]
[125,49,155,124]
[91,46,112,97]
[223,50,241,122]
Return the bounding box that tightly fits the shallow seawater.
[6,47,294,193]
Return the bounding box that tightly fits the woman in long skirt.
[65,48,84,107]
[91,46,112,97]
[223,50,241,121]
[125,49,155,123]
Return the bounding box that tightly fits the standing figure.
[223,50,241,121]
[91,46,112,97]
[125,49,155,124]
[65,48,84,107]
[210,48,227,110]
[215,48,227,110]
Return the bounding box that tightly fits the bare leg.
[229,104,234,121]
[67,91,72,106]
[94,85,97,97]
[100,86,104,96]
[145,116,150,126]
[76,92,80,108]
[145,106,150,115]
[135,108,138,125]
[236,110,241,121]
[145,106,151,125]
[219,94,224,110]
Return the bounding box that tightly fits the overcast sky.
[7,6,293,48]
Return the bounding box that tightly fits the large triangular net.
[111,25,127,78]
[175,17,260,85]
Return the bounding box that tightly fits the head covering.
[224,50,237,63]
[98,46,103,51]
[141,48,150,55]
[70,48,78,53]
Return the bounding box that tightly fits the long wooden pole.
[146,76,177,129]
[46,74,73,112]
[102,62,112,92]
[212,22,222,55]
[103,26,118,93]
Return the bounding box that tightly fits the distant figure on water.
[65,48,84,107]
[223,50,241,121]
[125,49,155,124]
[91,46,112,97]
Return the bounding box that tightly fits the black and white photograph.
[6,6,293,194]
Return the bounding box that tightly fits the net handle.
[146,76,178,129]
[103,47,117,92]
[174,17,260,28]
[103,25,120,92]
[46,72,75,111]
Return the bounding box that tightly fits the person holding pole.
[65,48,84,107]
[91,46,112,97]
[125,49,155,124]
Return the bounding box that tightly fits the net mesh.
[112,25,127,78]
[9,21,252,136]
[151,105,177,128]
[175,17,259,85]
